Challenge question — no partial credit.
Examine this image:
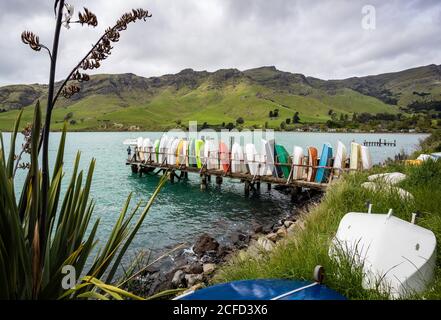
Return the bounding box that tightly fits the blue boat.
[176,279,346,300]
[315,143,333,183]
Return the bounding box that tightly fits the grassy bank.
[214,140,441,299]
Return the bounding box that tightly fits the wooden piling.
[216,176,223,185]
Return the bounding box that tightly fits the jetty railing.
[126,147,357,197]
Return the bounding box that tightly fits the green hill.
[1,64,440,131]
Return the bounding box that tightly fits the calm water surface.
[4,131,427,261]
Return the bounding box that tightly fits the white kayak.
[158,135,169,164]
[231,143,246,173]
[368,172,407,185]
[330,208,436,298]
[361,146,373,170]
[204,139,219,170]
[143,138,153,162]
[350,142,361,172]
[245,143,260,176]
[136,137,144,161]
[333,141,347,175]
[168,138,180,165]
[262,139,276,176]
[292,146,304,180]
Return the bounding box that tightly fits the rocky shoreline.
[128,190,323,298]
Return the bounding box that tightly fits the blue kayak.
[176,279,346,300]
[315,143,333,183]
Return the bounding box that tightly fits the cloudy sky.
[0,0,440,86]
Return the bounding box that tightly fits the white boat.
[333,141,347,175]
[292,146,304,180]
[231,143,245,173]
[144,138,154,162]
[245,143,260,176]
[167,138,180,165]
[261,139,275,176]
[361,182,414,200]
[158,135,169,164]
[349,142,361,172]
[361,146,373,170]
[204,139,219,170]
[136,137,144,162]
[330,207,436,298]
[123,138,138,145]
[368,172,407,185]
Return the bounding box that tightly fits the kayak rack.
[125,150,354,198]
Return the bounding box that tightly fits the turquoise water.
[3,132,427,259]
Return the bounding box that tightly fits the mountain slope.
[1,64,439,131]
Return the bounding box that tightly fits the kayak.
[307,147,318,182]
[275,144,291,178]
[292,146,304,180]
[195,139,205,169]
[219,141,230,172]
[315,143,333,183]
[176,279,346,300]
[333,141,347,175]
[231,142,245,173]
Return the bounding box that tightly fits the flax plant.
[0,1,167,299]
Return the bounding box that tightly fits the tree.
[328,109,334,116]
[280,121,286,130]
[273,109,279,117]
[352,112,358,122]
[202,122,209,129]
[236,117,244,125]
[225,122,235,130]
[269,110,273,118]
[293,111,300,124]
[339,113,344,122]
[286,118,291,124]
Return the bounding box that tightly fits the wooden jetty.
[363,138,396,147]
[125,150,353,199]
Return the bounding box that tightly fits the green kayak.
[275,144,291,178]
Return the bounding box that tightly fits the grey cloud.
[0,0,440,86]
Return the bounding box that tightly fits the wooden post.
[207,175,212,182]
[256,181,261,191]
[216,176,223,186]
[131,164,138,173]
[267,183,271,191]
[169,170,175,183]
[200,174,207,191]
[244,180,250,197]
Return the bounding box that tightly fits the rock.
[185,273,204,287]
[284,220,295,228]
[266,232,278,242]
[194,233,219,256]
[203,263,216,275]
[276,226,288,238]
[257,237,275,251]
[217,245,231,259]
[184,262,203,274]
[253,224,263,234]
[287,223,297,234]
[172,270,185,288]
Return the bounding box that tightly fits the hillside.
[1,64,440,131]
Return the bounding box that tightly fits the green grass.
[0,79,397,131]
[213,160,441,299]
